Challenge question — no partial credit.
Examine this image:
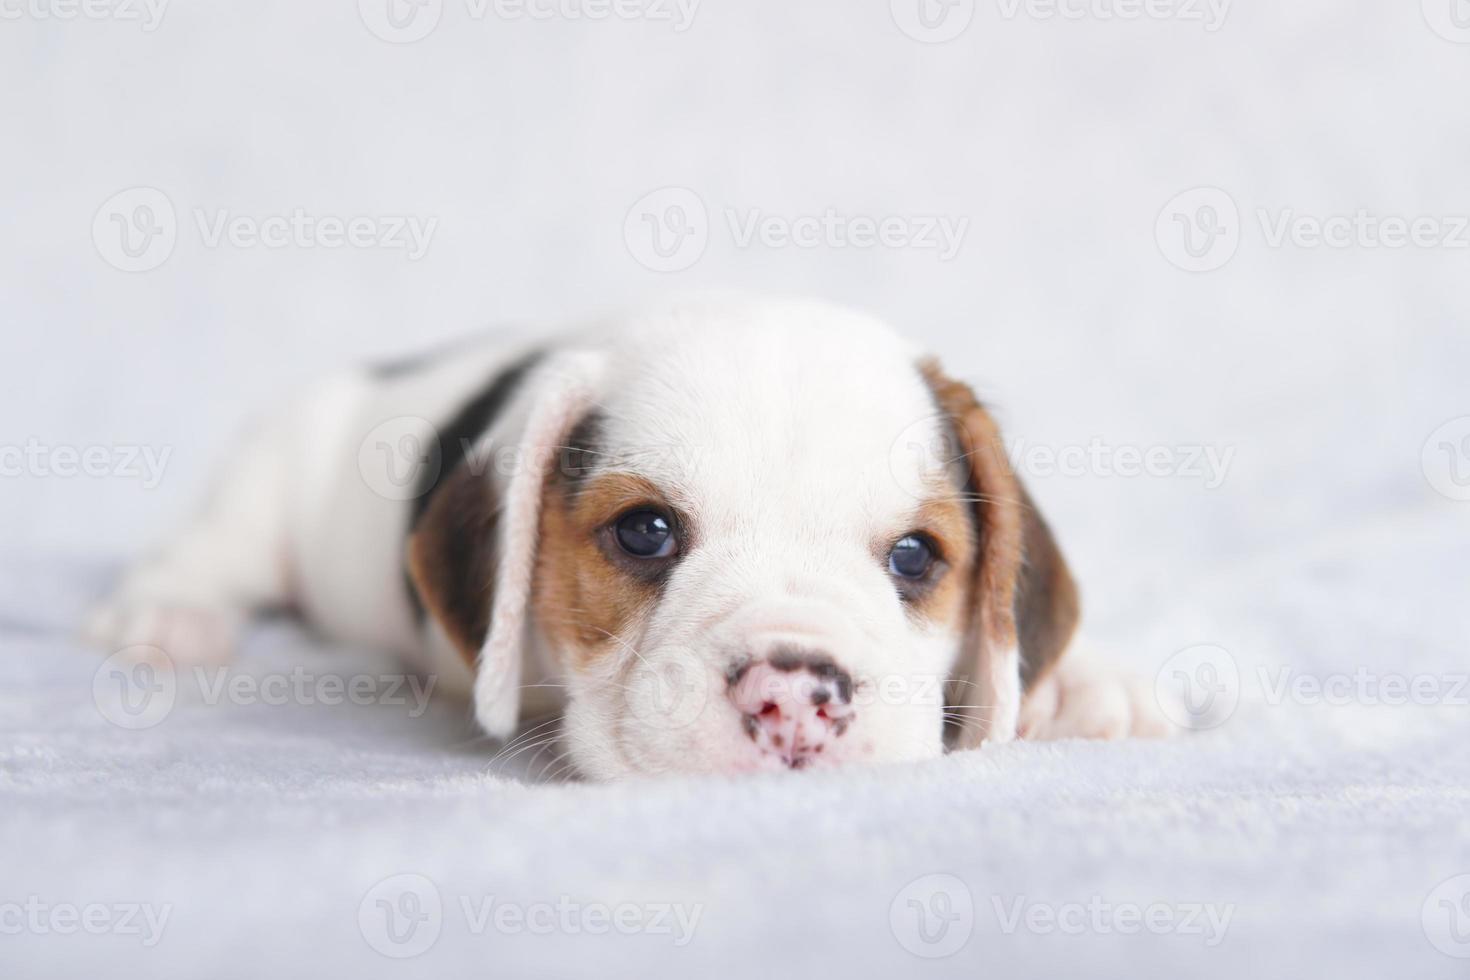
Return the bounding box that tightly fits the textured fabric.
[3,520,1468,978]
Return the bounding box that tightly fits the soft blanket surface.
[3,517,1468,978]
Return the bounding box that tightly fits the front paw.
[1019,662,1174,741]
[83,598,241,667]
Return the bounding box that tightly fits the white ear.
[472,349,607,737]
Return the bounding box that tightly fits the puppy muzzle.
[727,648,857,769]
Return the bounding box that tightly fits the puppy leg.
[84,412,297,665]
[1018,643,1174,741]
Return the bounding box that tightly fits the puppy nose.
[728,652,855,769]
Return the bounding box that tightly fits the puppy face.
[409,302,1078,780]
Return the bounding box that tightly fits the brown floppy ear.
[403,349,607,740]
[406,463,498,666]
[919,359,1080,748]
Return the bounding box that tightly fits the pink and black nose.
[728,650,855,769]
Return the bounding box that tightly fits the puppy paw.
[83,598,241,667]
[1019,664,1174,741]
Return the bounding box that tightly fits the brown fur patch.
[533,472,670,667]
[918,358,1081,696]
[897,496,977,630]
[405,463,498,670]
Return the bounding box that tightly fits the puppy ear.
[407,349,607,739]
[919,359,1080,748]
[406,461,499,666]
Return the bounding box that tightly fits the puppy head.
[410,302,1077,779]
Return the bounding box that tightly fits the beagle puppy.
[87,299,1168,778]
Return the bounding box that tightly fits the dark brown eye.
[888,534,936,580]
[614,509,676,559]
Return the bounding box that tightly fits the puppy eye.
[888,534,936,580]
[614,509,677,559]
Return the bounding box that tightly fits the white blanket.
[3,505,1468,978]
